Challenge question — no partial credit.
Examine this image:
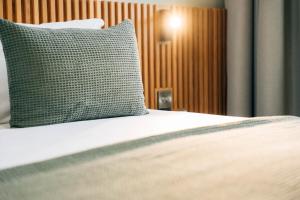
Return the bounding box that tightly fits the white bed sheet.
[0,110,244,170]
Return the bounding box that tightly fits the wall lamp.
[158,9,182,42]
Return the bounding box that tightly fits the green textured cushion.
[0,19,148,128]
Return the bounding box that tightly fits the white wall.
[131,0,224,7]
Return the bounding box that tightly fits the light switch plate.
[156,88,172,111]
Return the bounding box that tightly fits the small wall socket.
[156,88,172,111]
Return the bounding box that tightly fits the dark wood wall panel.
[0,0,227,115]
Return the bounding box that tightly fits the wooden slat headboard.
[0,0,227,115]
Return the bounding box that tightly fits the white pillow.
[0,19,105,124]
[17,18,104,29]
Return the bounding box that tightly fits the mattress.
[0,110,244,170]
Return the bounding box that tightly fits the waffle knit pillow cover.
[0,18,105,125]
[0,19,148,128]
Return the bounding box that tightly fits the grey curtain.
[225,0,300,117]
[285,0,300,116]
[226,0,253,117]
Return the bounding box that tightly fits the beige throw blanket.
[1,116,300,200]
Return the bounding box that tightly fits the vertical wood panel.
[121,2,127,20]
[193,8,199,113]
[23,0,31,23]
[217,10,222,114]
[209,9,214,113]
[154,4,160,108]
[213,9,218,114]
[72,0,80,20]
[87,0,94,18]
[171,37,178,110]
[188,7,194,111]
[198,9,204,113]
[108,1,115,26]
[0,1,226,114]
[15,0,22,22]
[49,0,56,22]
[171,7,178,110]
[0,0,3,18]
[40,0,48,23]
[161,44,166,88]
[94,0,101,18]
[115,1,121,24]
[167,43,172,88]
[183,7,189,110]
[148,4,155,108]
[57,0,64,22]
[32,0,39,24]
[177,7,183,110]
[134,3,142,77]
[100,0,108,28]
[220,9,224,114]
[203,9,209,113]
[65,0,72,21]
[128,2,134,20]
[222,10,227,115]
[141,4,149,108]
[80,0,87,19]
[5,0,12,20]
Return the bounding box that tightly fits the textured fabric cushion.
[0,19,148,128]
[0,18,105,125]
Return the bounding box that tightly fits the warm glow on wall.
[158,9,182,42]
[168,14,182,30]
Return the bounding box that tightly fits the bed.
[0,109,244,170]
[1,1,300,199]
[1,110,300,199]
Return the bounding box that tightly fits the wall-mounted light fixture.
[158,9,182,42]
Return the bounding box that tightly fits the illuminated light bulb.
[169,15,182,30]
